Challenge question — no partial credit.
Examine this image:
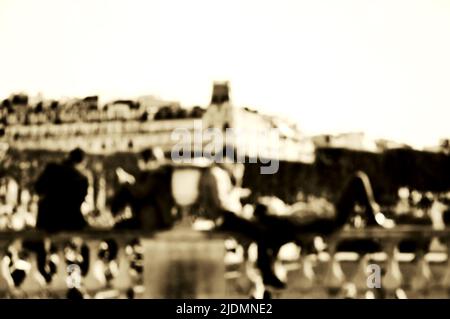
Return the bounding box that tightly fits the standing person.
[26,148,89,283]
[35,147,89,232]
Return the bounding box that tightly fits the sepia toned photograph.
[0,0,450,303]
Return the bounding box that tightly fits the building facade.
[1,83,315,163]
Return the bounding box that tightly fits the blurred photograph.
[0,0,449,300]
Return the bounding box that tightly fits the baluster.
[245,242,266,299]
[339,282,358,299]
[323,239,345,297]
[410,247,432,296]
[111,240,133,297]
[83,239,106,296]
[296,244,315,293]
[381,239,403,298]
[352,253,371,297]
[19,251,46,298]
[48,242,68,297]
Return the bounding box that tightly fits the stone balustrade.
[0,225,449,299]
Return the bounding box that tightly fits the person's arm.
[115,167,136,185]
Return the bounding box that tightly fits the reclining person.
[198,150,394,288]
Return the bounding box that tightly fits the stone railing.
[0,229,146,299]
[271,226,450,299]
[1,225,450,299]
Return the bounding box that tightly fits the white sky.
[1,0,449,148]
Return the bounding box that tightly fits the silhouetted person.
[26,149,88,282]
[35,148,88,232]
[111,147,175,231]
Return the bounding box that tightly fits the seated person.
[111,147,175,231]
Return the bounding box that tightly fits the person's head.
[66,147,86,169]
[138,147,165,171]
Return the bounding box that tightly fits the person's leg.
[334,171,379,227]
[254,202,338,236]
[217,210,286,288]
[282,171,380,233]
[217,211,267,243]
[255,171,382,238]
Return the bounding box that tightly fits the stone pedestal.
[142,226,226,298]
